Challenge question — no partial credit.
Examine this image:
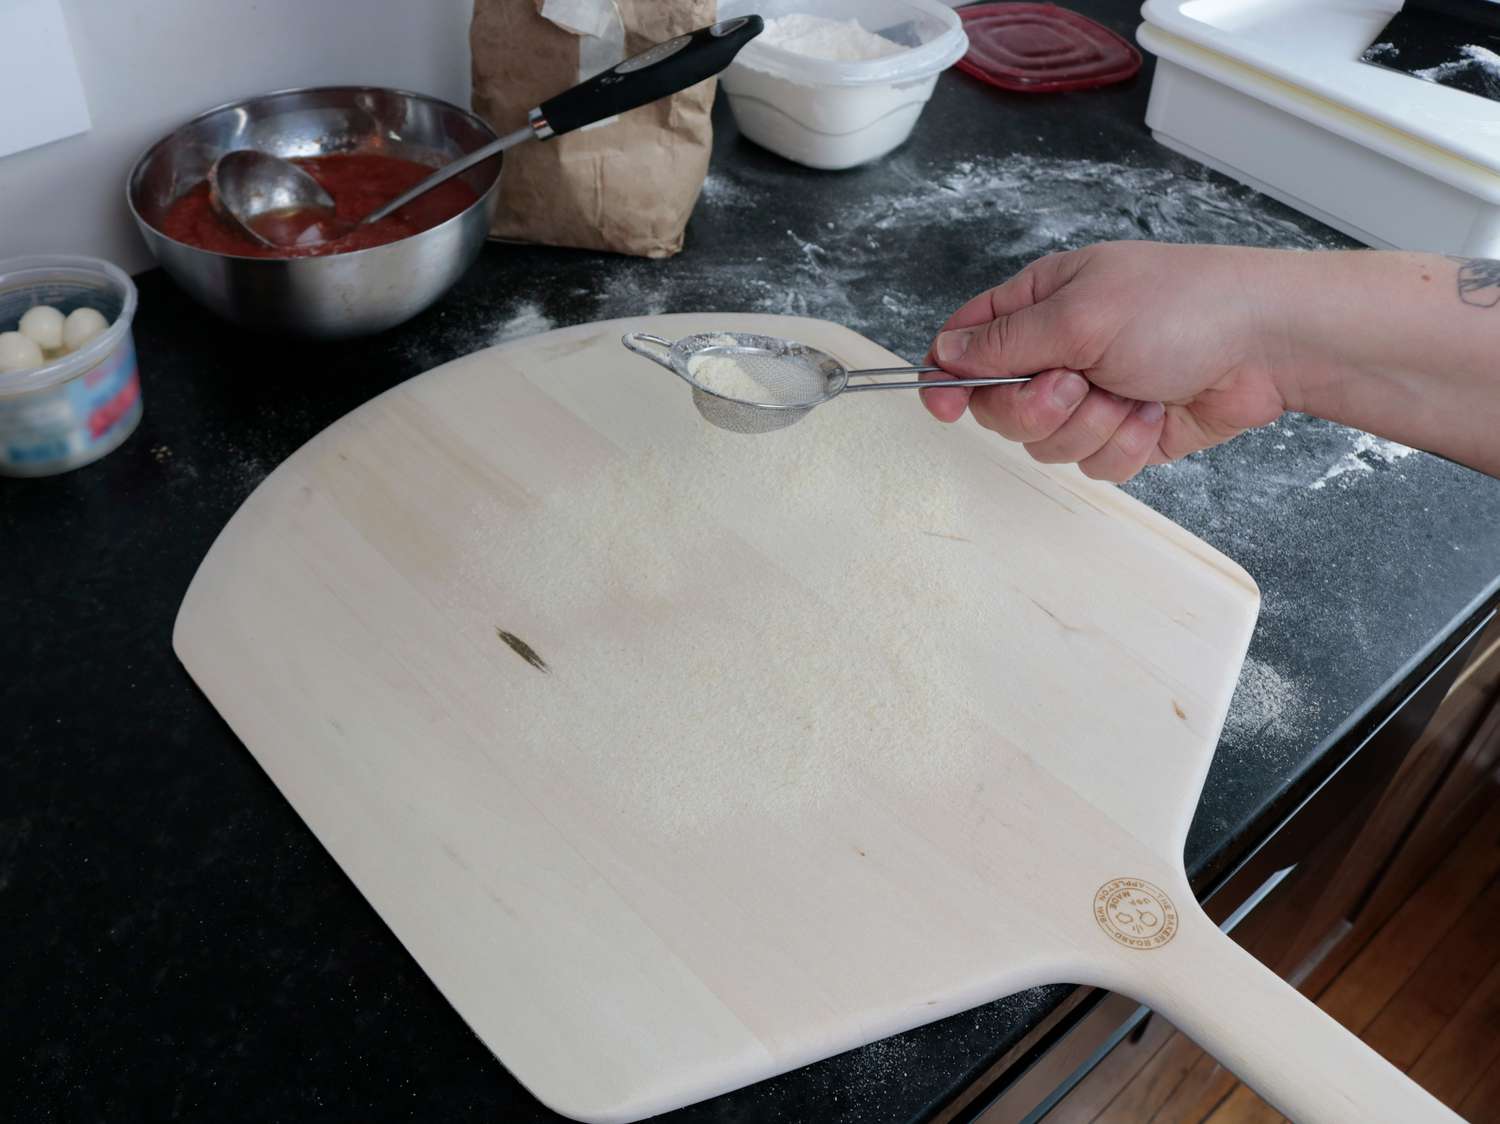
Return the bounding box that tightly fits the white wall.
[0,0,473,273]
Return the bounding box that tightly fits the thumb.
[931,300,1073,380]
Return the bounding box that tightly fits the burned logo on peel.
[1094,877,1178,950]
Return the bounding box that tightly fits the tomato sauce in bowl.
[159,152,480,258]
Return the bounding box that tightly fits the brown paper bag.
[471,0,716,259]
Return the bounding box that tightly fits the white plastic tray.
[1137,1,1500,255]
[1141,0,1500,171]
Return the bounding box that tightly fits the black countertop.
[8,3,1500,1120]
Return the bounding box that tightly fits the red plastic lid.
[955,4,1143,93]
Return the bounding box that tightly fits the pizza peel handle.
[1106,898,1465,1123]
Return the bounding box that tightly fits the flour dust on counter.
[1310,432,1418,490]
[579,153,1342,362]
[1412,43,1500,91]
[666,980,1070,1124]
[699,170,757,207]
[228,448,274,494]
[388,298,557,374]
[1122,408,1478,865]
[392,153,1338,388]
[491,301,555,347]
[1220,655,1315,750]
[819,987,1061,1116]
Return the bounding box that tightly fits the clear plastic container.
[718,0,968,170]
[0,256,142,477]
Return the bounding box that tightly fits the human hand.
[923,241,1291,481]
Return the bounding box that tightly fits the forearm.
[1257,250,1500,476]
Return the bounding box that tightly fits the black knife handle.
[534,16,764,138]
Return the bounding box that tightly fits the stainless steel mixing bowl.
[127,86,502,340]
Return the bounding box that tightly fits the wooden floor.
[1074,791,1500,1123]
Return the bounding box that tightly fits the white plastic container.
[1137,0,1500,256]
[0,256,142,477]
[718,0,968,170]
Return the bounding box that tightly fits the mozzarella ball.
[62,306,110,353]
[18,305,64,351]
[0,331,45,373]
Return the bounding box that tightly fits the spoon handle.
[361,126,531,227]
[841,366,1037,391]
[537,17,762,137]
[362,18,763,228]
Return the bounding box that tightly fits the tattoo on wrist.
[1453,257,1500,308]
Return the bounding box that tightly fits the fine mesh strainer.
[622,330,1035,433]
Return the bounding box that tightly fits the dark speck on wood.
[1028,595,1082,633]
[496,628,549,674]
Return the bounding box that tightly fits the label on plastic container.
[0,338,142,474]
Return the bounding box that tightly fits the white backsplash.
[0,0,92,160]
[0,0,472,273]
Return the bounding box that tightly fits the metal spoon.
[208,151,343,249]
[208,15,763,249]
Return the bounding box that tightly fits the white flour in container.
[759,14,906,61]
[720,10,939,168]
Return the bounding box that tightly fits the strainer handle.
[842,366,1037,391]
[622,332,678,372]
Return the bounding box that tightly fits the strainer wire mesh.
[671,333,847,434]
